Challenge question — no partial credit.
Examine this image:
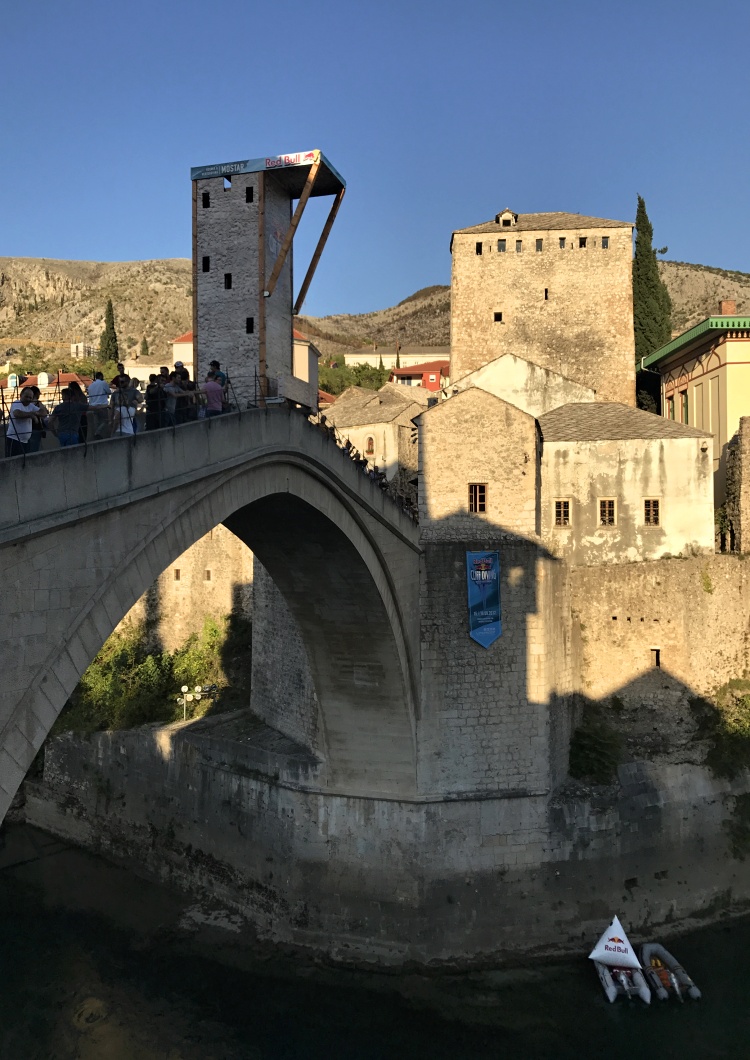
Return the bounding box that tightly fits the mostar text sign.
[191,151,345,187]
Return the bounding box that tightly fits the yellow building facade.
[643,302,750,504]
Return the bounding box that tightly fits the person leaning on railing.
[4,386,41,458]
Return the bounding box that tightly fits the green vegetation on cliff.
[54,612,252,735]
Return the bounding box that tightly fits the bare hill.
[659,260,750,332]
[0,257,192,360]
[1,255,748,366]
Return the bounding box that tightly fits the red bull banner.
[466,551,502,648]
[191,150,321,181]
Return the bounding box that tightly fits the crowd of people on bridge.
[2,360,229,458]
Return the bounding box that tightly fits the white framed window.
[644,499,660,526]
[599,498,616,526]
[554,499,571,527]
[469,483,487,513]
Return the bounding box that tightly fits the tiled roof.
[323,383,428,428]
[1,372,92,389]
[293,328,307,341]
[389,360,450,376]
[538,402,710,441]
[455,211,632,235]
[172,331,193,344]
[318,389,336,405]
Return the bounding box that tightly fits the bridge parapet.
[0,408,418,547]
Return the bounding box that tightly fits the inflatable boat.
[641,942,701,1001]
[594,961,651,1004]
[589,914,651,1004]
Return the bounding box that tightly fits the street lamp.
[176,681,219,721]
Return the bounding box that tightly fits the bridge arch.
[0,412,421,815]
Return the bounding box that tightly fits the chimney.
[719,299,737,315]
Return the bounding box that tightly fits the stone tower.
[450,208,635,405]
[191,150,345,409]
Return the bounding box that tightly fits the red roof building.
[388,360,450,392]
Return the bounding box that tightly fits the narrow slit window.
[515,239,522,253]
[202,256,210,272]
[579,236,587,248]
[559,237,566,249]
[651,648,661,668]
[223,177,232,190]
[245,186,254,203]
[544,288,549,301]
[535,238,543,252]
[475,242,483,255]
[667,394,675,420]
[493,311,503,323]
[174,569,181,581]
[644,499,660,526]
[554,499,570,526]
[201,192,210,208]
[680,390,688,424]
[497,239,506,253]
[204,570,212,581]
[468,483,487,513]
[602,236,609,249]
[246,316,254,334]
[599,499,616,526]
[224,273,232,290]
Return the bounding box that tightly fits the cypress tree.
[99,298,119,362]
[140,336,149,359]
[633,195,672,365]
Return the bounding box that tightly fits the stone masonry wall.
[117,524,253,652]
[195,171,261,408]
[451,223,635,405]
[418,388,539,538]
[725,415,750,552]
[418,539,569,796]
[570,554,750,706]
[250,557,321,754]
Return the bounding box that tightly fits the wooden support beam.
[264,158,321,299]
[293,187,346,315]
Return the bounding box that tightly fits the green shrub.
[54,613,251,736]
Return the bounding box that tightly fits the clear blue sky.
[3,0,749,316]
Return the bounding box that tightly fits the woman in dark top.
[145,375,165,430]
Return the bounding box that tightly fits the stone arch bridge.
[0,409,421,820]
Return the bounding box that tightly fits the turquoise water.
[1,823,747,1059]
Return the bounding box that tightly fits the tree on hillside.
[99,298,119,363]
[140,336,149,359]
[633,195,671,364]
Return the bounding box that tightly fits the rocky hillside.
[0,258,192,361]
[661,260,750,332]
[1,256,748,365]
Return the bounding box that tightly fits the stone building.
[450,208,635,404]
[117,524,254,652]
[321,382,428,491]
[642,299,750,504]
[191,150,345,410]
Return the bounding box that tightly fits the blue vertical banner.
[466,551,502,648]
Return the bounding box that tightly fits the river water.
[1,822,748,1059]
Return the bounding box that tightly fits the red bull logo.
[608,936,624,944]
[265,151,318,169]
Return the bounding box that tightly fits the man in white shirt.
[4,387,41,457]
[86,372,111,439]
